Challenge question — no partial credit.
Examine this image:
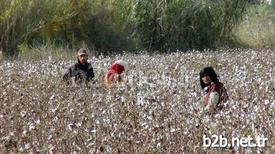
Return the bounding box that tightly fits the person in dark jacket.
[199,66,228,113]
[63,48,95,85]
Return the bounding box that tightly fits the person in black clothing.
[63,48,95,85]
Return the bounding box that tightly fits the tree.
[272,0,275,9]
[133,0,167,51]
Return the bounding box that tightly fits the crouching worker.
[199,67,228,113]
[104,60,127,88]
[63,48,95,86]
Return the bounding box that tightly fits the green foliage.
[133,0,248,51]
[234,4,275,49]
[0,0,135,56]
[272,0,275,10]
[18,42,73,60]
[165,0,216,49]
[0,0,249,56]
[0,0,32,55]
[133,0,167,51]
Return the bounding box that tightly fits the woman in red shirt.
[200,67,228,113]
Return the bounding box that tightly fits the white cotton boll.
[76,122,82,127]
[48,135,53,140]
[23,129,28,136]
[49,145,55,154]
[51,108,57,113]
[9,132,15,136]
[19,147,24,152]
[170,128,176,133]
[29,123,35,131]
[270,102,275,109]
[68,123,74,131]
[91,129,96,133]
[253,106,259,112]
[50,94,55,100]
[121,96,125,102]
[114,60,127,70]
[264,100,270,105]
[53,116,59,122]
[20,111,27,118]
[36,119,40,125]
[25,143,31,150]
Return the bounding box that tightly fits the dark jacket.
[63,62,94,84]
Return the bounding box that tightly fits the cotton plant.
[0,49,274,153]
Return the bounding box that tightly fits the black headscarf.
[199,66,219,89]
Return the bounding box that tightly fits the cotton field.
[0,49,274,153]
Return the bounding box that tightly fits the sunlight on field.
[0,49,274,153]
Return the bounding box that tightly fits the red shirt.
[106,63,125,81]
[204,82,227,106]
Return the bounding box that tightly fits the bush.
[0,0,248,56]
[234,4,275,49]
[133,0,248,51]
